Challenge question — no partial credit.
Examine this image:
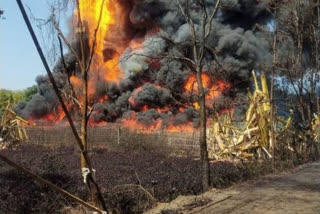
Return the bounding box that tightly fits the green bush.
[0,85,37,115]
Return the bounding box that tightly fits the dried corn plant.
[207,71,294,160]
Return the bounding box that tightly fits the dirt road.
[146,161,320,214]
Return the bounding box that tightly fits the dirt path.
[146,161,320,214]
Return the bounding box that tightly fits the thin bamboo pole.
[15,0,107,210]
[0,153,105,214]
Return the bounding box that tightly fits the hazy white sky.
[0,1,70,90]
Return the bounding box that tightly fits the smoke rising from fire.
[14,0,272,130]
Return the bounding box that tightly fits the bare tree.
[274,1,320,125]
[52,0,108,209]
[174,0,221,190]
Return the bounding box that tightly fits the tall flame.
[78,0,123,84]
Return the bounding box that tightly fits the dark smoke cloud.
[136,109,161,125]
[131,83,172,108]
[219,0,270,28]
[129,1,165,27]
[14,72,67,119]
[15,0,273,128]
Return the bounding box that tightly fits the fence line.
[24,125,200,151]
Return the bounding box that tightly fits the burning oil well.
[14,0,273,131]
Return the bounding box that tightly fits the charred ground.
[0,141,313,214]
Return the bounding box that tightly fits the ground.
[0,143,318,213]
[0,144,266,214]
[146,161,320,214]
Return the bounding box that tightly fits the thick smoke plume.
[15,0,272,129]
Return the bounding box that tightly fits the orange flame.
[142,105,149,112]
[156,106,170,113]
[121,112,163,132]
[120,112,196,133]
[78,0,124,88]
[98,95,109,103]
[184,73,231,109]
[27,105,69,126]
[89,120,108,126]
[70,75,82,88]
[129,86,143,107]
[167,122,194,132]
[129,39,144,50]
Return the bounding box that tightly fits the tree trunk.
[76,3,103,208]
[196,66,210,191]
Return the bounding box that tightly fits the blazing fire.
[184,73,231,110]
[79,0,123,83]
[27,106,67,126]
[23,1,233,132]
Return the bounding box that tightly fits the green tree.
[0,86,38,115]
[0,90,13,115]
[24,85,38,101]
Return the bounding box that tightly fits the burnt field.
[1,125,319,213]
[0,140,282,214]
[1,125,318,214]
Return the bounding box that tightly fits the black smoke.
[15,0,272,128]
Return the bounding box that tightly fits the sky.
[0,1,70,90]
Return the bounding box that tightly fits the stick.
[16,0,107,210]
[15,0,83,159]
[117,127,120,145]
[0,153,106,214]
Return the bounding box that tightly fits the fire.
[156,106,170,113]
[129,39,144,50]
[27,105,68,126]
[28,114,55,126]
[142,105,149,112]
[89,120,108,126]
[121,112,163,132]
[129,86,143,107]
[184,73,226,94]
[184,73,231,109]
[103,53,124,82]
[193,103,200,110]
[70,75,82,88]
[98,95,108,103]
[184,74,211,92]
[78,0,114,55]
[167,122,194,132]
[120,112,196,133]
[78,0,123,85]
[219,108,234,117]
[27,2,233,133]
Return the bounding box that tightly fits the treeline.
[0,86,37,115]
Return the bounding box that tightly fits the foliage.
[23,85,38,101]
[0,86,38,115]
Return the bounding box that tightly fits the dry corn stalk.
[207,71,292,160]
[0,102,29,142]
[311,113,320,141]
